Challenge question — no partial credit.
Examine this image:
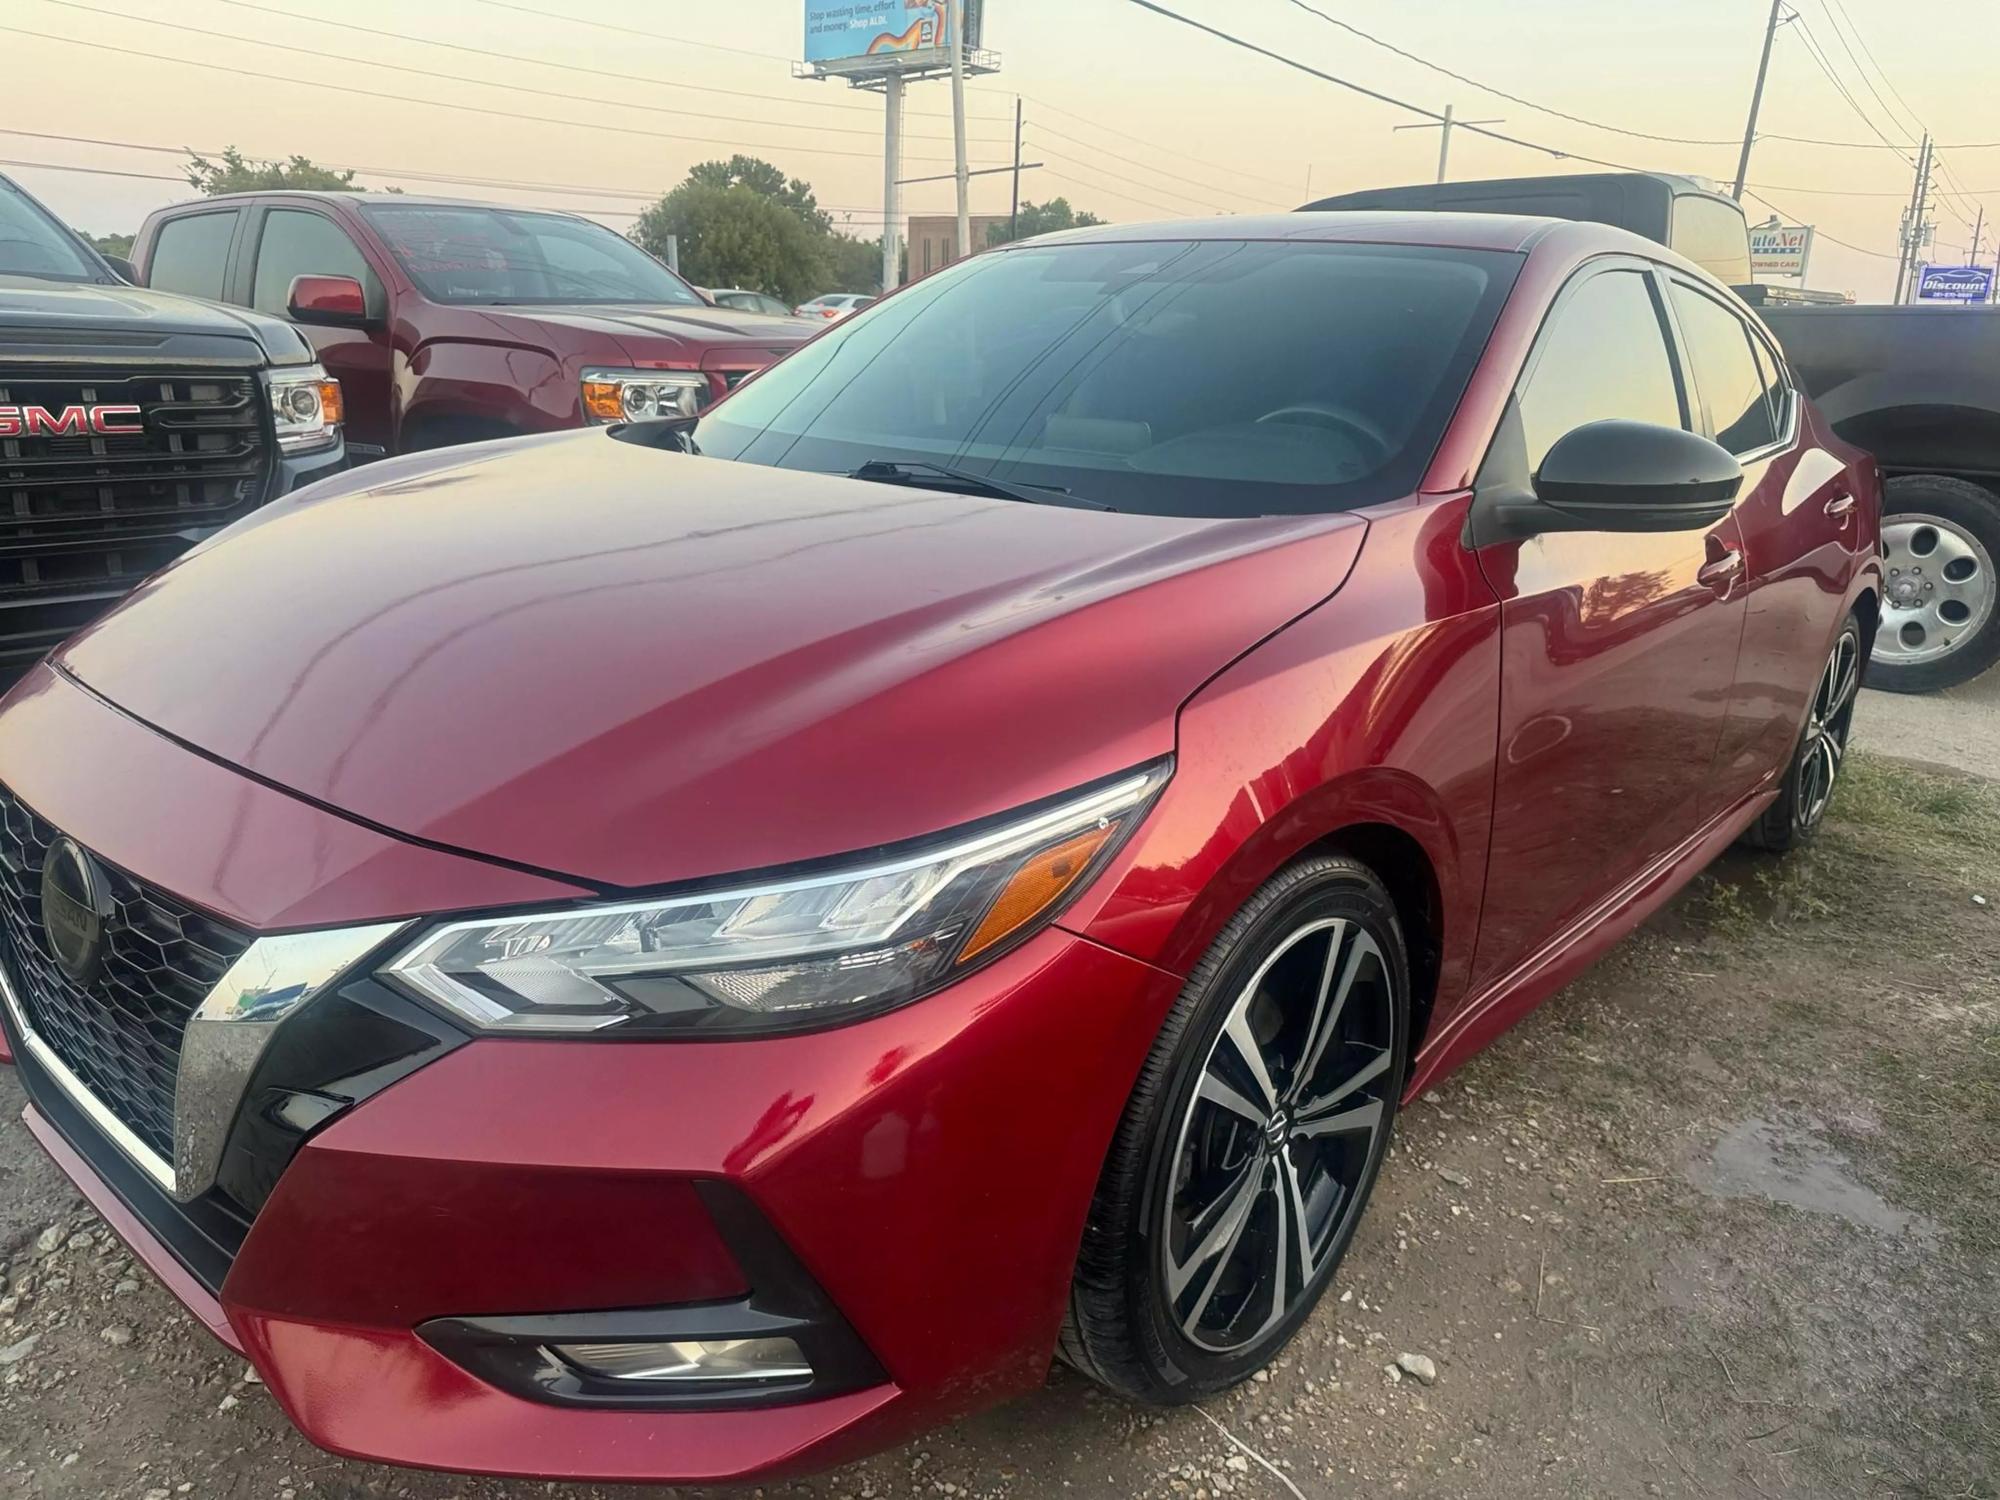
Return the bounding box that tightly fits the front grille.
[0,784,252,1163]
[0,366,273,677]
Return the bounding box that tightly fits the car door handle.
[1825,492,1857,524]
[1698,549,1744,592]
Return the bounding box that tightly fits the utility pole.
[1894,134,1933,303]
[1971,204,1985,269]
[949,0,971,260]
[881,71,904,293]
[1393,103,1502,184]
[1009,97,1023,242]
[1733,0,1786,201]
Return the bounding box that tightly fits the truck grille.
[0,367,272,679]
[0,784,252,1165]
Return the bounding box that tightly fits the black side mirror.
[102,255,137,284]
[1469,411,1742,546]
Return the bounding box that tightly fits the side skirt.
[1403,785,1777,1100]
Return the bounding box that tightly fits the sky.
[5,0,1998,303]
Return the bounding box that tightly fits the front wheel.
[1869,474,2000,693]
[1060,856,1408,1404]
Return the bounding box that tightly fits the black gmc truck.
[1,174,346,684]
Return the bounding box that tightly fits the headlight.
[581,367,710,424]
[267,364,342,453]
[380,763,1169,1037]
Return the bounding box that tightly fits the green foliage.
[87,231,134,260]
[184,148,361,195]
[820,231,892,295]
[687,155,831,236]
[632,183,826,305]
[986,197,1106,248]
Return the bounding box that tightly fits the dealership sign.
[805,1,984,67]
[1749,224,1813,278]
[1916,264,1995,302]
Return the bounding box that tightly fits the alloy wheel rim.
[1162,916,1395,1355]
[1798,629,1860,829]
[1876,513,1995,666]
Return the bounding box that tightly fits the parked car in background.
[796,291,876,321]
[0,173,344,687]
[131,194,813,461]
[1308,171,2000,691]
[705,287,800,318]
[0,212,1878,1483]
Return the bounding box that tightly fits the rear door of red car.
[1469,259,1748,987]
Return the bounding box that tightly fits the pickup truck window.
[691,239,1518,519]
[360,204,700,307]
[1668,283,1778,456]
[149,211,238,302]
[1518,270,1685,472]
[0,179,102,282]
[252,210,379,316]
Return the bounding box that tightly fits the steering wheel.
[1254,402,1394,467]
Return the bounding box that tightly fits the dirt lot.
[1,748,1995,1500]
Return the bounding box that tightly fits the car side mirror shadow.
[1467,409,1742,548]
[287,273,375,329]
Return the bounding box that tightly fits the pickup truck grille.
[0,783,253,1166]
[0,367,272,679]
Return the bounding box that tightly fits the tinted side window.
[1669,284,1777,455]
[147,211,238,301]
[1748,332,1791,437]
[252,209,377,316]
[1518,270,1684,471]
[1669,196,1752,284]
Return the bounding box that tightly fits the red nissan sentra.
[0,214,1878,1483]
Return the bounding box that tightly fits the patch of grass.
[1829,752,2000,856]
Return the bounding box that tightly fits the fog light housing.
[550,1336,811,1384]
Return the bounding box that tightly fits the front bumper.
[0,666,1178,1483]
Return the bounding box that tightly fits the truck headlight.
[267,364,342,453]
[380,763,1169,1037]
[581,368,711,424]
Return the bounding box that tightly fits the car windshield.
[692,238,1519,518]
[360,204,701,306]
[0,179,106,283]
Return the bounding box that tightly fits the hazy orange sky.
[6,0,1997,303]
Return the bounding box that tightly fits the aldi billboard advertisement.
[1916,264,1995,302]
[804,1,982,68]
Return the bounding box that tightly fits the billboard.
[1916,264,1995,302]
[805,2,983,67]
[1749,223,1813,278]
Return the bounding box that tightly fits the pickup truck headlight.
[380,763,1169,1037]
[581,367,710,424]
[267,364,342,453]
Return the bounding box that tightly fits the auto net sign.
[805,2,955,66]
[1749,224,1812,277]
[1916,264,1995,302]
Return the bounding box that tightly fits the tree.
[87,231,134,260]
[820,231,889,295]
[184,148,359,195]
[632,183,825,304]
[986,198,1107,248]
[686,155,831,236]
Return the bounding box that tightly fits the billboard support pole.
[950,0,971,259]
[882,71,904,293]
[1797,226,1813,288]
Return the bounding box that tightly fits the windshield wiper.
[846,459,1114,511]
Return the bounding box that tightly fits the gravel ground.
[1854,664,2000,780]
[1,749,1995,1500]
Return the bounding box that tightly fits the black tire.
[1869,474,2000,694]
[1744,613,1864,852]
[1060,855,1409,1404]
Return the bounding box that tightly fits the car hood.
[56,430,1367,892]
[473,302,811,363]
[0,276,310,360]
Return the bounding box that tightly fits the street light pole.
[881,71,904,293]
[1732,0,1786,201]
[950,0,971,260]
[1392,103,1501,185]
[1009,96,1023,242]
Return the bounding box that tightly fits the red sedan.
[0,213,1878,1483]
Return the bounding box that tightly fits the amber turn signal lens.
[316,379,344,426]
[957,823,1119,964]
[582,380,626,422]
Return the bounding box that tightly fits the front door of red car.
[246,207,396,460]
[1471,262,1748,986]
[1664,281,1856,813]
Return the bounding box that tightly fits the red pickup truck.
[131,192,814,461]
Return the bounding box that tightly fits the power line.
[36,0,1006,148]
[1781,12,1913,161]
[470,0,799,65]
[979,92,1303,196]
[1036,164,1219,219]
[1741,188,1895,258]
[0,25,983,167]
[1817,0,1929,142]
[1021,128,1270,209]
[1277,0,1740,148]
[1807,0,1921,145]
